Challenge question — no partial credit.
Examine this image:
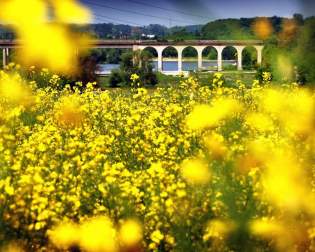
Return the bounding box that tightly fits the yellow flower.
[5,185,14,196]
[79,216,118,252]
[0,73,33,107]
[203,219,236,241]
[262,151,309,211]
[0,0,47,26]
[250,218,283,238]
[252,18,273,39]
[262,72,272,83]
[203,132,227,159]
[245,112,274,132]
[48,222,79,248]
[55,95,85,127]
[52,0,91,24]
[131,73,140,82]
[0,0,91,73]
[181,158,211,185]
[186,98,241,130]
[119,219,142,247]
[150,230,164,244]
[1,243,25,252]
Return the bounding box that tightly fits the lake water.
[97,60,237,75]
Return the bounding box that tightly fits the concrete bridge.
[0,39,264,73]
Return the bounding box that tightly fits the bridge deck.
[0,39,264,48]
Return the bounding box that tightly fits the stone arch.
[202,46,218,70]
[162,46,178,71]
[141,46,158,71]
[141,46,158,57]
[222,46,238,71]
[242,46,258,70]
[182,46,198,71]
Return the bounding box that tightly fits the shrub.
[256,64,272,83]
[109,69,123,87]
[108,50,158,88]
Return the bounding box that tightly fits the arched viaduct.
[0,39,264,73]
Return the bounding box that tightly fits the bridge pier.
[178,53,182,72]
[255,46,263,65]
[235,46,245,71]
[215,46,224,72]
[154,46,165,72]
[157,50,163,72]
[197,50,203,70]
[176,46,185,73]
[2,48,8,67]
[194,46,205,71]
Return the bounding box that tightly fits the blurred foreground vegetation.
[0,64,315,251]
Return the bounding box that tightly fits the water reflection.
[97,60,237,75]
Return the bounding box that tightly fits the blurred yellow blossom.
[48,222,79,249]
[0,0,91,73]
[252,17,273,39]
[52,0,92,24]
[1,243,25,252]
[250,218,284,238]
[262,151,310,211]
[186,98,241,130]
[181,158,211,185]
[203,219,236,241]
[55,95,85,127]
[245,112,274,132]
[79,217,118,252]
[0,72,33,107]
[119,219,143,247]
[203,132,227,159]
[0,0,47,26]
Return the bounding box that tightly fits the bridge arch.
[182,46,198,71]
[242,46,258,70]
[202,46,218,70]
[141,46,158,57]
[141,46,158,71]
[162,46,178,72]
[222,46,238,71]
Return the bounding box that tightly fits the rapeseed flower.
[119,219,143,247]
[0,69,314,251]
[181,158,211,185]
[186,98,241,130]
[79,217,118,252]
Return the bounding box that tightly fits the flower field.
[0,65,315,251]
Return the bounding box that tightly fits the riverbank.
[97,71,257,89]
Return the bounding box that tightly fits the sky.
[80,0,315,27]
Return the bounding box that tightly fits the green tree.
[109,50,157,87]
[294,17,315,83]
[293,13,304,26]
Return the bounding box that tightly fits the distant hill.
[1,15,314,42]
[77,15,313,40]
[200,16,299,40]
[169,25,203,34]
[0,15,313,40]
